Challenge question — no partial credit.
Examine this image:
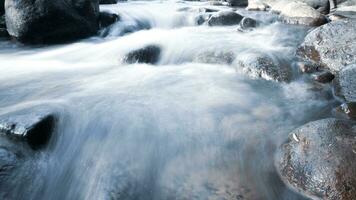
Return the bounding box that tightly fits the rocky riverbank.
[0,0,356,199]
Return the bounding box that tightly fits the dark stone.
[0,14,8,38]
[99,12,120,29]
[0,107,57,149]
[198,7,218,13]
[5,0,100,44]
[208,11,243,26]
[123,45,161,64]
[237,17,259,32]
[277,118,356,199]
[313,71,335,83]
[0,0,4,15]
[100,0,118,4]
[226,0,248,7]
[297,19,356,73]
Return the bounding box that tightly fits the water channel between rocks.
[0,1,337,200]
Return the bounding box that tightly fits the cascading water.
[0,1,337,200]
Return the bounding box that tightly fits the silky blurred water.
[0,1,336,200]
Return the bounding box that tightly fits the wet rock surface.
[313,71,335,83]
[277,118,356,200]
[335,102,356,120]
[237,17,259,31]
[194,51,235,64]
[234,52,292,82]
[297,19,356,73]
[0,107,57,149]
[0,15,8,38]
[123,45,161,64]
[5,0,100,44]
[226,0,248,7]
[208,11,243,26]
[297,61,321,73]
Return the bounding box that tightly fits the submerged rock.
[234,53,292,82]
[5,0,100,44]
[297,19,356,73]
[207,11,243,26]
[277,118,356,200]
[123,45,161,64]
[0,108,57,149]
[237,17,259,31]
[194,51,235,64]
[0,148,17,178]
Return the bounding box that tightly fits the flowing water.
[0,1,337,200]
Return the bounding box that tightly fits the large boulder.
[334,64,356,102]
[0,0,4,15]
[233,52,292,82]
[207,11,243,26]
[297,19,356,73]
[248,0,330,13]
[277,118,356,200]
[5,0,100,44]
[272,1,328,26]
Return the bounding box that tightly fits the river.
[0,1,336,200]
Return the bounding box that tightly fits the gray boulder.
[334,64,356,102]
[277,118,356,200]
[207,11,243,26]
[272,1,328,26]
[297,19,356,73]
[233,52,292,82]
[5,0,100,44]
